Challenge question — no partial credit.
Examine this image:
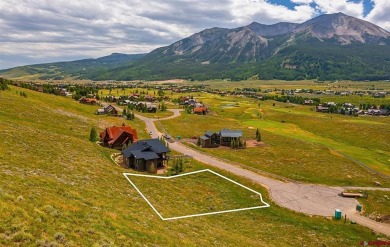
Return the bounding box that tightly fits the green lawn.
[0,86,384,246]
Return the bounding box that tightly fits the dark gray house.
[122,139,170,173]
[199,129,243,148]
[219,129,243,146]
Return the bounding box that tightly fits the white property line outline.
[123,169,270,221]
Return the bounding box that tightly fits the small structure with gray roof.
[122,139,170,173]
[199,129,243,148]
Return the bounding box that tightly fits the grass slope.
[0,87,382,246]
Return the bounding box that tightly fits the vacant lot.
[126,170,268,219]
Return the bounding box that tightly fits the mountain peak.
[246,21,298,37]
[294,12,390,44]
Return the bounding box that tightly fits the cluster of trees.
[127,103,147,113]
[184,106,193,114]
[170,158,184,175]
[0,77,10,90]
[8,81,100,100]
[71,86,99,100]
[159,102,167,111]
[122,109,135,120]
[230,138,246,149]
[359,103,390,111]
[18,91,27,97]
[261,95,320,105]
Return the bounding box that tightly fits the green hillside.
[0,86,380,246]
[0,53,144,81]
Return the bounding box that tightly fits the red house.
[79,97,98,105]
[194,106,208,115]
[100,125,138,149]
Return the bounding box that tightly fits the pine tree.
[256,128,261,142]
[89,127,97,142]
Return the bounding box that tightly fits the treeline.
[359,103,390,111]
[10,81,99,100]
[260,95,320,105]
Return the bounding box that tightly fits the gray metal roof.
[200,136,209,140]
[122,139,170,158]
[205,131,216,137]
[219,129,243,138]
[130,150,159,160]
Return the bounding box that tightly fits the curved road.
[135,109,390,236]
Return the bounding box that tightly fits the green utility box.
[335,209,342,220]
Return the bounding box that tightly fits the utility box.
[335,209,342,220]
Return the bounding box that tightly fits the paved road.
[134,109,390,236]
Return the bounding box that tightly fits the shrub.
[90,127,98,142]
[54,232,66,243]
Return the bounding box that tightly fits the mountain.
[292,12,390,44]
[146,26,271,63]
[146,12,390,64]
[2,13,390,81]
[247,22,298,36]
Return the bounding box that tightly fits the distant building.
[316,106,329,113]
[100,125,138,149]
[304,100,314,105]
[193,106,208,115]
[199,129,243,148]
[96,105,119,115]
[79,97,98,105]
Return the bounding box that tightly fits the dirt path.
[132,108,390,236]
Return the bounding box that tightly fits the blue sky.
[0,0,389,69]
[269,0,374,16]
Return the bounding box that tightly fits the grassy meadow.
[355,190,390,217]
[127,170,267,219]
[160,91,390,185]
[0,86,384,246]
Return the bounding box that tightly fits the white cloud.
[0,0,388,69]
[312,0,364,18]
[365,0,390,30]
[291,0,313,4]
[230,0,316,25]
